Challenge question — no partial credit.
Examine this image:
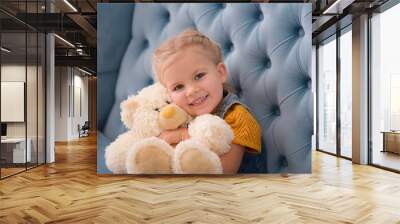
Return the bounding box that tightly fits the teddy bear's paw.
[173,139,223,174]
[126,137,174,174]
[189,114,234,155]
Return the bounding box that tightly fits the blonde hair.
[152,29,236,94]
[152,29,223,82]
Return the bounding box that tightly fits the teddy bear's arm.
[188,114,234,155]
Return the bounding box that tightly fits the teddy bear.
[104,82,234,174]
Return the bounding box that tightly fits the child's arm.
[219,144,245,174]
[158,128,190,145]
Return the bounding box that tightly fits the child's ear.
[217,63,228,83]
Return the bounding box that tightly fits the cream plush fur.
[104,82,234,174]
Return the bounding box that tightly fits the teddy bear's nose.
[161,105,176,118]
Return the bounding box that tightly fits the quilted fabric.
[98,3,313,173]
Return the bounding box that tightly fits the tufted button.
[165,12,170,22]
[147,78,154,86]
[278,155,288,167]
[226,42,234,52]
[264,57,271,69]
[297,27,305,37]
[143,39,149,48]
[235,86,242,97]
[258,13,264,21]
[272,105,280,116]
[305,77,311,89]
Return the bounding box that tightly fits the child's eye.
[165,100,171,104]
[194,72,205,80]
[173,84,184,91]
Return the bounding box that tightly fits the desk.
[382,131,400,154]
[1,138,31,163]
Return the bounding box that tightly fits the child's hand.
[159,128,190,146]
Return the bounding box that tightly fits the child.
[152,29,261,174]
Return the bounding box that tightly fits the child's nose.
[186,85,199,97]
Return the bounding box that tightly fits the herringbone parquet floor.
[1,134,399,223]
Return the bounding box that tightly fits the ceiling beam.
[55,55,96,71]
[67,13,97,46]
[322,0,356,14]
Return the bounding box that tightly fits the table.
[381,131,400,154]
[1,138,31,163]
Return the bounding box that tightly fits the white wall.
[1,65,26,133]
[72,73,89,138]
[55,67,69,141]
[1,63,46,164]
[1,82,25,122]
[55,66,89,141]
[1,65,39,137]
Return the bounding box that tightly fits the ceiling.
[311,0,390,44]
[0,0,393,75]
[1,0,98,74]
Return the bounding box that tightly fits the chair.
[79,121,90,138]
[97,3,313,174]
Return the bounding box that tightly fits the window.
[318,36,337,155]
[371,2,400,171]
[340,28,352,158]
[390,74,400,130]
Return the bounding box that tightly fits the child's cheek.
[178,95,188,109]
[170,93,181,105]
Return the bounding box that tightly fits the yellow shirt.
[224,104,262,153]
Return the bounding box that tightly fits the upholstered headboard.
[97,3,313,173]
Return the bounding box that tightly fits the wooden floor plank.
[0,134,399,223]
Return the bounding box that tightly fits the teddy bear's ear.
[120,96,139,129]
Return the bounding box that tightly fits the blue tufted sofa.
[97,3,313,174]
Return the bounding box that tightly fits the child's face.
[160,46,227,116]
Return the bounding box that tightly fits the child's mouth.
[189,95,208,106]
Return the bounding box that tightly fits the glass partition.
[1,30,28,177]
[339,27,352,158]
[371,3,400,171]
[317,35,337,155]
[0,1,46,179]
